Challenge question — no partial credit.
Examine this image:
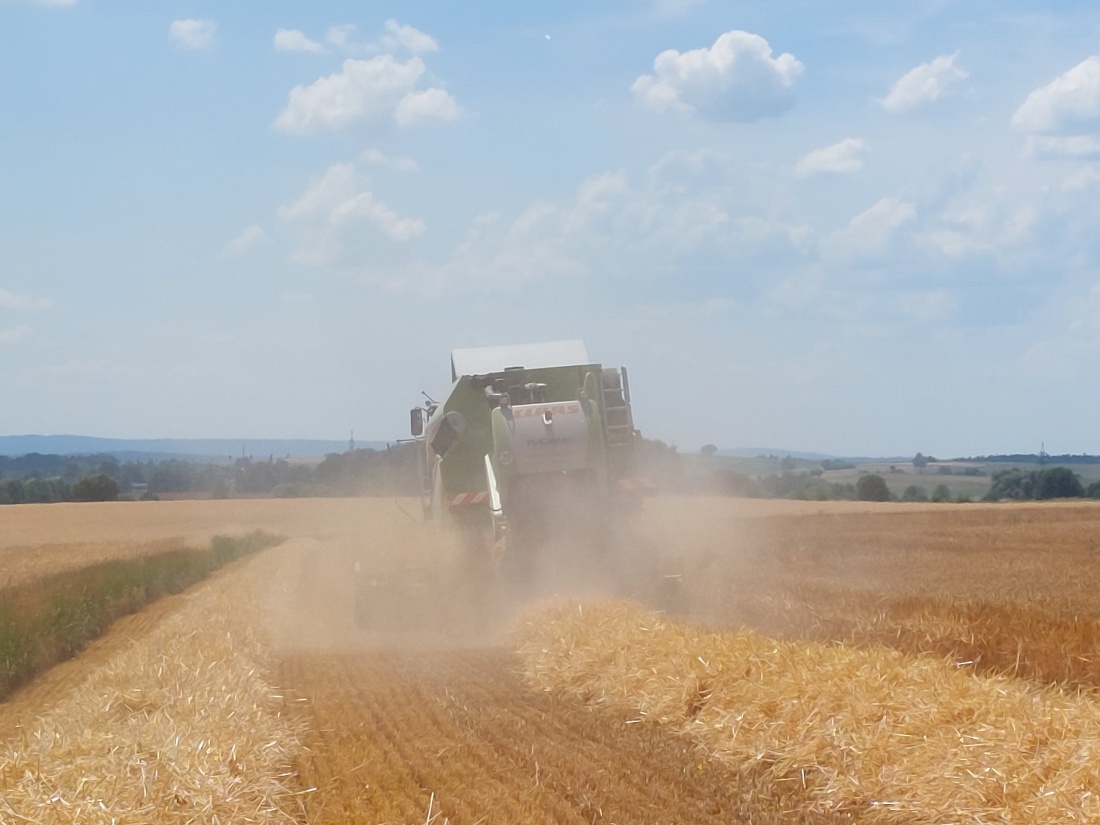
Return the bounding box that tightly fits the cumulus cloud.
[393,87,460,125]
[361,148,419,172]
[381,19,438,55]
[0,288,53,311]
[795,138,866,177]
[1024,134,1100,159]
[1013,56,1100,134]
[823,197,917,261]
[224,225,266,256]
[278,163,425,264]
[1062,166,1100,192]
[564,171,630,234]
[274,29,325,53]
[0,325,33,344]
[315,20,436,56]
[631,30,803,122]
[169,19,216,51]
[881,53,968,113]
[275,55,459,133]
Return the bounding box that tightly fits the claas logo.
[513,403,581,418]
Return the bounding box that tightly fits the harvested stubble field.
[3,496,1100,823]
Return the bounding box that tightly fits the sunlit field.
[3,496,1100,823]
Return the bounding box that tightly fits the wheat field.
[3,495,1100,823]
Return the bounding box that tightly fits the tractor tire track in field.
[266,515,851,824]
[281,647,787,825]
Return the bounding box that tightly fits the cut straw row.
[516,600,1100,824]
[0,548,305,824]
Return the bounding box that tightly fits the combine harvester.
[409,339,644,580]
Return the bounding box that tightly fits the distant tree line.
[966,453,1100,465]
[983,467,1100,501]
[0,444,420,505]
[641,440,1100,504]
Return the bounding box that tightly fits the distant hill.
[717,447,841,461]
[0,435,390,460]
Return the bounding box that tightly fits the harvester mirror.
[410,407,424,437]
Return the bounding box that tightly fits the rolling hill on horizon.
[0,435,391,460]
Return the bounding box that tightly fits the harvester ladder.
[601,367,637,477]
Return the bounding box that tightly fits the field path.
[264,512,851,825]
[281,648,773,825]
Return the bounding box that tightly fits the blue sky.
[3,1,1100,457]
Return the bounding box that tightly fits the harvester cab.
[408,339,642,578]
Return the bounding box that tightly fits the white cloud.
[382,19,438,55]
[650,0,706,17]
[1012,56,1100,133]
[318,21,436,56]
[922,228,991,259]
[361,148,419,172]
[394,87,460,125]
[881,53,968,113]
[1023,135,1100,159]
[224,225,266,256]
[275,56,459,133]
[892,290,957,322]
[278,163,425,263]
[1020,283,1100,379]
[823,197,917,261]
[0,288,53,311]
[330,192,426,241]
[274,29,325,54]
[564,171,630,234]
[0,325,33,344]
[795,138,866,177]
[169,19,216,52]
[1062,166,1100,192]
[278,164,358,222]
[324,25,358,50]
[631,29,803,122]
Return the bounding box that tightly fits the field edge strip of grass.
[0,530,282,700]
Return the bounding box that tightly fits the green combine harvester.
[409,340,642,577]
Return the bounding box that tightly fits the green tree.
[902,484,928,502]
[856,474,890,502]
[985,468,1036,500]
[1035,467,1084,500]
[71,474,120,502]
[912,452,929,472]
[931,483,952,503]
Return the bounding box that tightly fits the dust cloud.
[258,495,762,656]
[253,490,840,664]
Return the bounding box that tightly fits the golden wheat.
[518,599,1100,824]
[0,547,306,824]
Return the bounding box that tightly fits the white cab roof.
[451,340,590,380]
